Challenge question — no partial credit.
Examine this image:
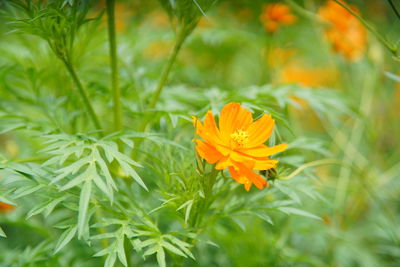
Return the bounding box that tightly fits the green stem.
[148,31,187,110]
[132,28,189,159]
[279,159,342,181]
[387,0,400,21]
[284,0,325,23]
[332,0,397,56]
[106,0,122,131]
[62,59,103,134]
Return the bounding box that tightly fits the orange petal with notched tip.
[203,111,225,145]
[246,113,275,147]
[219,103,253,140]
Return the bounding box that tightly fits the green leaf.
[277,207,321,220]
[13,184,45,198]
[26,199,52,219]
[384,71,400,82]
[54,225,77,254]
[93,245,114,257]
[253,211,274,225]
[176,200,194,224]
[160,241,187,258]
[116,236,127,267]
[143,245,159,257]
[59,165,93,191]
[44,195,69,217]
[0,226,6,238]
[105,252,117,267]
[78,180,92,239]
[119,161,148,191]
[165,235,195,259]
[156,247,166,267]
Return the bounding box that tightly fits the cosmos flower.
[260,3,296,33]
[318,0,366,61]
[193,103,287,191]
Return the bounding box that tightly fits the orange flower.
[318,0,366,61]
[0,202,15,213]
[193,103,287,191]
[278,63,338,87]
[260,3,296,33]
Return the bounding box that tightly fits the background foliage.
[1,0,400,266]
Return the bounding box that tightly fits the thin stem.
[106,0,122,131]
[279,159,342,181]
[62,59,103,134]
[148,30,187,110]
[387,0,400,21]
[334,63,377,210]
[132,28,189,159]
[332,0,397,56]
[284,0,325,24]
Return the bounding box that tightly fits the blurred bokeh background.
[1,0,400,266]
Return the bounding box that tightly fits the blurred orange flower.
[143,40,173,60]
[193,103,287,191]
[279,63,338,87]
[318,0,366,61]
[260,3,296,33]
[267,47,297,68]
[95,0,136,32]
[0,202,15,213]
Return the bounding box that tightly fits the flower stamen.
[230,129,249,147]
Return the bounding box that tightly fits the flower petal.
[193,111,225,147]
[215,156,234,170]
[253,159,278,170]
[239,144,288,157]
[228,162,268,190]
[229,166,252,191]
[219,103,253,141]
[246,113,275,147]
[195,140,223,164]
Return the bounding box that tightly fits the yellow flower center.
[230,129,249,147]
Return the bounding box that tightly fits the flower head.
[318,0,366,61]
[0,201,15,213]
[260,3,296,33]
[193,103,287,191]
